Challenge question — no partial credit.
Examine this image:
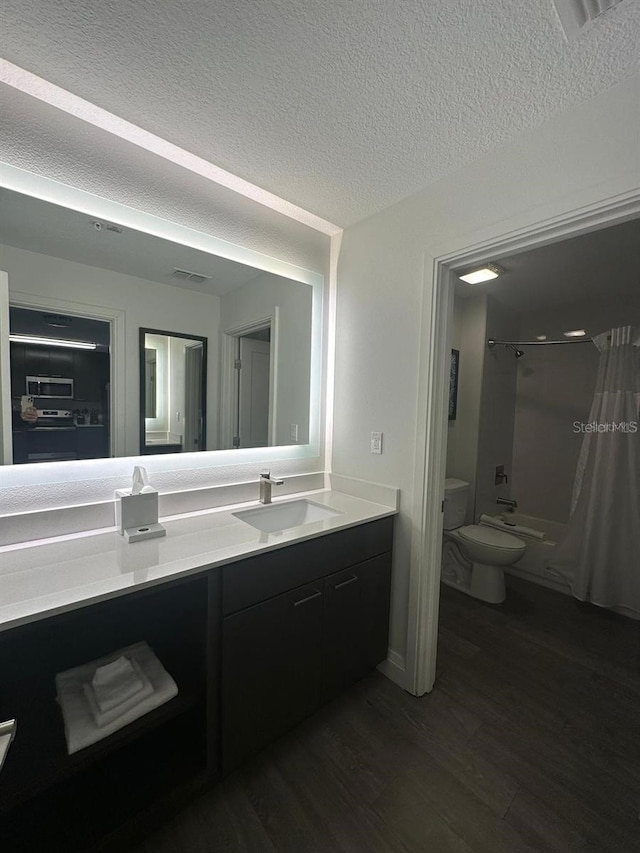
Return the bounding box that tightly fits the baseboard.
[377,648,410,691]
[505,564,571,595]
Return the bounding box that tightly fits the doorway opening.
[412,192,640,697]
[220,314,278,450]
[8,306,112,463]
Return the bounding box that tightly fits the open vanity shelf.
[0,515,393,851]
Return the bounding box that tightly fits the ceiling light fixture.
[9,334,97,350]
[459,263,504,285]
[535,335,547,341]
[563,329,586,337]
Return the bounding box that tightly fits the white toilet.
[442,478,526,604]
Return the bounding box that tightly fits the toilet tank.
[443,478,469,530]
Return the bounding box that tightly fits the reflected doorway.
[9,306,111,463]
[220,317,277,450]
[140,328,207,455]
[235,326,271,448]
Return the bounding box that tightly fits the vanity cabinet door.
[322,553,392,702]
[222,581,324,773]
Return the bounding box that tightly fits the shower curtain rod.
[487,338,597,347]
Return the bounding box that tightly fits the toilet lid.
[459,525,525,550]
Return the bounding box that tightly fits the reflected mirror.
[140,329,207,455]
[0,186,316,465]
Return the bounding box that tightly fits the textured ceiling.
[1,0,640,227]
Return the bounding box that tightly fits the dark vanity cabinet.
[222,581,325,771]
[221,517,393,772]
[322,552,392,702]
[0,574,218,852]
[1,516,393,850]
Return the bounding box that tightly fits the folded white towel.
[83,658,154,728]
[55,641,178,754]
[91,655,145,713]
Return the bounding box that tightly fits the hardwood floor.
[124,576,640,852]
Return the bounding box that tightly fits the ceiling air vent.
[171,268,213,284]
[552,0,632,40]
[44,314,72,327]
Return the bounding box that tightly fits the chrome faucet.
[259,471,284,504]
[496,497,518,512]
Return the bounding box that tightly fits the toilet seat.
[459,524,524,552]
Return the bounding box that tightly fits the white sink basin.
[233,499,343,533]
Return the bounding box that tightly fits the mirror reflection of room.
[234,325,271,449]
[9,307,111,464]
[140,330,206,455]
[1,187,314,465]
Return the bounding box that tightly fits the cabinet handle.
[334,575,359,590]
[292,590,322,607]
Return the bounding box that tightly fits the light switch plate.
[370,431,383,454]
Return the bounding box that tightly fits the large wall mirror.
[0,168,323,476]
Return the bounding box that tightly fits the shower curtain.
[550,325,640,618]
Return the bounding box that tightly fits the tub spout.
[496,497,518,512]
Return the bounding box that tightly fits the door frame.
[408,187,640,697]
[219,309,279,450]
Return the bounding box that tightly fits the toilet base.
[469,561,505,604]
[441,560,505,605]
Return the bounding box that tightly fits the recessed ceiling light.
[563,329,586,338]
[458,263,504,285]
[535,335,547,341]
[9,334,97,350]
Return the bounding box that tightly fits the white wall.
[1,243,220,456]
[333,74,640,682]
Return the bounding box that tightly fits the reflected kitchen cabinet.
[74,351,110,402]
[23,344,74,378]
[9,343,25,397]
[77,426,109,459]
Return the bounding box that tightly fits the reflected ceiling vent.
[44,313,72,327]
[171,268,213,284]
[90,219,123,233]
[552,0,631,40]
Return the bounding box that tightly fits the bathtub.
[480,512,571,594]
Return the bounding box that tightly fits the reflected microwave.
[26,375,74,399]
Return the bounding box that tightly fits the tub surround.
[0,484,398,633]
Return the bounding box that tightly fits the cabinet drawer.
[223,516,393,615]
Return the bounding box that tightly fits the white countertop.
[0,490,396,633]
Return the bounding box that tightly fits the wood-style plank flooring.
[126,576,640,852]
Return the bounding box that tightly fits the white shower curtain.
[550,325,640,618]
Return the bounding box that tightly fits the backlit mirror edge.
[0,162,326,491]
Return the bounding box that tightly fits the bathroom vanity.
[0,490,395,850]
